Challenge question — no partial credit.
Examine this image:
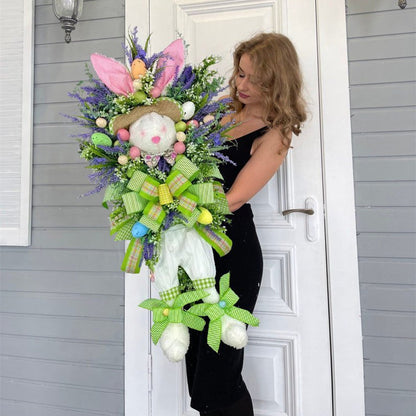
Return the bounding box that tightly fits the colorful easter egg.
[203,114,215,124]
[133,90,146,103]
[182,101,195,120]
[133,79,143,91]
[176,131,186,142]
[131,59,147,79]
[118,155,129,165]
[117,128,130,141]
[91,132,112,147]
[131,222,149,238]
[175,121,187,132]
[173,141,186,154]
[95,117,107,128]
[129,146,141,159]
[197,207,213,225]
[186,119,199,129]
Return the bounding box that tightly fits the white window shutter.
[0,0,34,246]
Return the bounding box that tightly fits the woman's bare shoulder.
[255,126,291,155]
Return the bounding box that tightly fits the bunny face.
[129,112,177,154]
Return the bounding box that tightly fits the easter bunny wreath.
[70,28,259,362]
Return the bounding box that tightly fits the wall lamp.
[53,0,83,43]
[398,0,407,8]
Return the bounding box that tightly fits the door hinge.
[148,353,152,392]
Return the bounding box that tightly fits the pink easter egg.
[174,141,186,154]
[186,119,199,129]
[129,146,141,159]
[117,128,130,141]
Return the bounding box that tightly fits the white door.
[137,1,334,415]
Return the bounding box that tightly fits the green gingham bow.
[188,273,260,352]
[123,155,202,230]
[108,156,232,274]
[139,289,208,344]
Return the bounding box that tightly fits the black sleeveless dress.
[185,127,267,413]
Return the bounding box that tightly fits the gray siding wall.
[346,1,416,415]
[0,1,126,415]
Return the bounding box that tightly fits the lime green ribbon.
[139,290,208,344]
[125,156,204,228]
[102,182,126,208]
[107,155,233,272]
[188,273,259,352]
[121,238,143,273]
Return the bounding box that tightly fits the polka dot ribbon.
[188,273,260,352]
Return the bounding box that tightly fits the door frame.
[124,1,365,415]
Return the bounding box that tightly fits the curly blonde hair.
[229,32,307,142]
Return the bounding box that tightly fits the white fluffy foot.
[202,286,220,304]
[221,314,248,349]
[159,323,190,362]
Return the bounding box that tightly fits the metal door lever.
[282,208,314,216]
[282,197,319,242]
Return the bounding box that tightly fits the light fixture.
[398,0,407,8]
[52,0,83,43]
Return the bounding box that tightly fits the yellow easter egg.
[133,79,143,91]
[197,207,213,225]
[176,131,186,142]
[131,59,147,79]
[95,117,107,128]
[118,155,129,165]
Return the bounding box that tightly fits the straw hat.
[112,98,182,134]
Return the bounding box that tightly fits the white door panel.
[129,1,334,415]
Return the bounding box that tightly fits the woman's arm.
[226,129,290,212]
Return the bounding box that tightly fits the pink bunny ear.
[90,53,134,96]
[151,39,185,98]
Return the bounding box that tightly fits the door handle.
[282,197,319,242]
[282,208,314,216]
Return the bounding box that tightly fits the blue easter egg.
[131,222,149,238]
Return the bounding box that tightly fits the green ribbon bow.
[188,273,260,352]
[106,155,232,273]
[139,289,208,344]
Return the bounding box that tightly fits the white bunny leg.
[180,227,219,302]
[181,228,248,350]
[152,225,190,361]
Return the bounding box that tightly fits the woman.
[186,32,307,416]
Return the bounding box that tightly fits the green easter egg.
[91,132,112,147]
[175,121,187,132]
[133,91,147,103]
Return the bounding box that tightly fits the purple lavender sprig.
[213,152,237,166]
[125,27,148,66]
[158,157,171,173]
[83,166,118,196]
[97,145,125,154]
[143,239,155,261]
[147,52,163,72]
[171,65,195,90]
[194,96,231,122]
